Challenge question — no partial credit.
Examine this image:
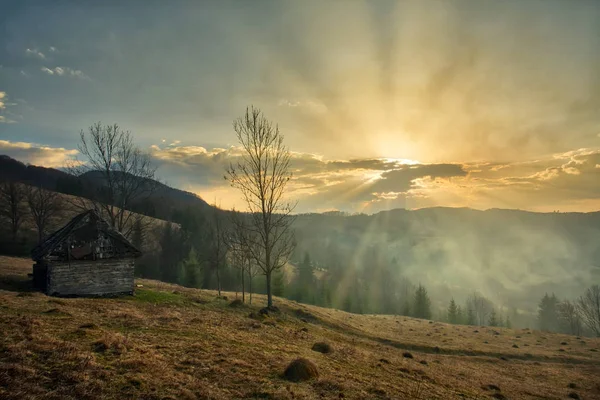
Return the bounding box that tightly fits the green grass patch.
[133,289,185,305]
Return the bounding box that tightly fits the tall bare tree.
[0,181,27,242]
[226,107,296,308]
[577,285,600,337]
[26,185,63,244]
[70,122,157,238]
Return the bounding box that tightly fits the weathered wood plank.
[47,259,135,296]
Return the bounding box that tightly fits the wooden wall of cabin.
[46,259,135,296]
[32,262,48,291]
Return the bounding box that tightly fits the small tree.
[488,309,499,327]
[448,298,459,324]
[402,301,411,317]
[413,284,432,319]
[505,315,512,329]
[466,306,476,325]
[456,305,464,325]
[26,185,63,244]
[181,247,202,288]
[226,107,296,308]
[70,122,157,238]
[272,268,285,297]
[467,292,494,326]
[295,252,315,303]
[0,181,27,242]
[538,293,560,332]
[206,206,228,296]
[577,285,600,337]
[557,300,581,336]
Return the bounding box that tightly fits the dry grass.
[1,256,599,399]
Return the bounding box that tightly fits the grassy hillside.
[0,256,598,400]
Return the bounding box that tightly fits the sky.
[1,0,600,213]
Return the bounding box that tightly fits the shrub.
[311,342,333,354]
[283,358,319,382]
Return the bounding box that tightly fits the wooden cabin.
[31,210,141,297]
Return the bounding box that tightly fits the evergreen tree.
[456,305,464,325]
[181,247,202,288]
[296,252,315,303]
[538,293,560,332]
[413,284,432,319]
[466,306,476,325]
[159,222,184,283]
[131,218,144,251]
[505,315,512,329]
[272,268,285,297]
[448,298,459,324]
[488,309,499,326]
[402,301,411,317]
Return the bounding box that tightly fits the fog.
[291,208,600,322]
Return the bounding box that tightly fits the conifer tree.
[272,268,285,297]
[448,298,459,324]
[456,305,464,325]
[181,247,202,288]
[466,306,476,325]
[538,293,560,332]
[296,252,315,303]
[413,284,432,319]
[488,309,499,327]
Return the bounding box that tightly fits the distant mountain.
[0,155,76,191]
[0,154,211,220]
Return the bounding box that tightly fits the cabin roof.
[31,209,142,261]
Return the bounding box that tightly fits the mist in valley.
[290,208,600,330]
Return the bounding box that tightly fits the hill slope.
[0,256,598,400]
[0,154,210,221]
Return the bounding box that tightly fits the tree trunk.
[266,271,273,308]
[241,263,245,303]
[216,262,221,296]
[37,225,43,245]
[248,268,253,304]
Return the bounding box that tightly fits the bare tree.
[226,107,296,308]
[228,210,248,302]
[228,210,262,304]
[0,181,27,242]
[26,185,64,244]
[577,285,600,337]
[467,292,494,326]
[557,300,582,336]
[69,122,157,238]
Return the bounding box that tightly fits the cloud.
[0,92,18,124]
[0,140,78,168]
[278,98,328,113]
[25,48,45,59]
[149,143,470,212]
[149,142,600,213]
[40,66,88,79]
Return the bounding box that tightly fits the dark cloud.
[373,164,467,193]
